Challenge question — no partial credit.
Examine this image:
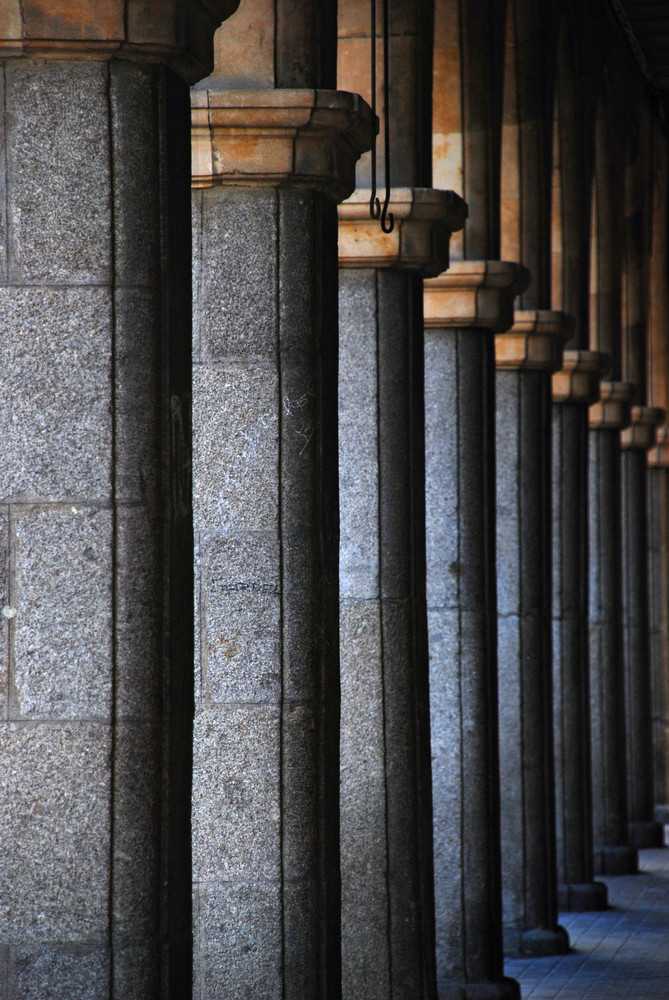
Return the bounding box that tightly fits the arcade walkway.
[505,835,669,999]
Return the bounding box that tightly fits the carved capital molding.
[495,310,571,372]
[0,0,239,83]
[589,380,634,431]
[191,89,373,202]
[552,349,609,405]
[338,188,467,277]
[648,424,669,467]
[621,405,665,451]
[423,260,530,332]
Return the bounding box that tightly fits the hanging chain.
[369,0,395,232]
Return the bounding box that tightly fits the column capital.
[495,310,570,372]
[552,350,610,405]
[648,424,669,467]
[589,380,634,431]
[191,88,373,202]
[423,260,530,332]
[621,406,666,451]
[337,188,467,276]
[0,0,239,83]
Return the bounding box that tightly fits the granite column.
[191,86,370,996]
[551,352,609,910]
[495,311,570,956]
[621,409,666,847]
[588,382,639,873]
[423,261,524,999]
[0,2,238,997]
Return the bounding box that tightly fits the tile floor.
[505,835,669,999]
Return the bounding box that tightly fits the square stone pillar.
[551,350,609,911]
[423,260,524,999]
[495,310,570,957]
[338,187,466,1000]
[0,2,239,998]
[588,381,639,874]
[191,87,371,997]
[621,406,666,848]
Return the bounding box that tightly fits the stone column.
[191,89,370,997]
[621,407,666,847]
[0,3,237,998]
[338,188,466,1000]
[551,350,609,911]
[588,381,639,874]
[649,431,669,823]
[423,260,523,1000]
[495,311,570,957]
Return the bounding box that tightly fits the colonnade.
[1,1,669,999]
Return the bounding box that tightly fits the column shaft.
[621,448,664,846]
[588,425,638,873]
[496,369,566,955]
[0,59,193,998]
[339,268,435,1000]
[552,403,607,908]
[192,184,341,997]
[648,466,669,820]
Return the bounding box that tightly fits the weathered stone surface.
[112,945,158,1000]
[194,187,278,362]
[110,62,161,289]
[0,288,112,503]
[11,506,112,719]
[199,531,280,704]
[10,947,109,1000]
[0,722,110,941]
[113,288,160,506]
[194,881,283,999]
[5,61,111,285]
[192,364,278,532]
[192,705,281,883]
[0,509,8,720]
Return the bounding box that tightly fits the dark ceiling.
[621,0,669,92]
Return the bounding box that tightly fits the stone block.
[112,721,160,942]
[200,530,280,704]
[10,946,109,1000]
[0,947,7,1000]
[279,363,320,531]
[0,508,8,719]
[278,189,323,365]
[0,70,7,284]
[339,272,380,601]
[198,187,278,362]
[283,880,321,999]
[192,364,279,532]
[112,945,159,1000]
[0,287,112,503]
[114,506,160,720]
[192,706,280,883]
[281,528,319,704]
[0,722,110,941]
[12,506,113,719]
[109,62,160,289]
[113,288,160,506]
[281,704,318,882]
[195,880,282,999]
[6,61,111,284]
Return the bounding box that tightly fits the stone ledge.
[621,405,665,450]
[191,88,373,202]
[0,0,239,83]
[648,423,669,467]
[495,310,570,372]
[338,188,467,276]
[423,260,530,332]
[589,380,634,431]
[552,349,609,405]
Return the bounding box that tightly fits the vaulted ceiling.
[623,0,669,92]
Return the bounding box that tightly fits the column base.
[655,805,669,824]
[629,820,666,848]
[503,925,570,959]
[593,844,639,875]
[437,977,521,1000]
[558,881,608,912]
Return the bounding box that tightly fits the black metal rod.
[369,0,381,219]
[380,0,394,232]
